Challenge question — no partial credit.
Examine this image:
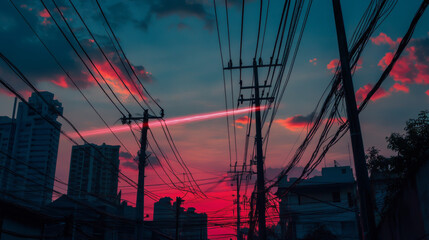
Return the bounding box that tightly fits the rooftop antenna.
[334,160,340,167]
[347,142,352,167]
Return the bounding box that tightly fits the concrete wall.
[376,159,429,240]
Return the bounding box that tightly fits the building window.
[332,192,341,202]
[342,168,346,174]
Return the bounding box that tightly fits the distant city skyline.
[0,0,428,238]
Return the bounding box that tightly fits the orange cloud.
[235,115,254,128]
[235,116,249,125]
[92,60,147,101]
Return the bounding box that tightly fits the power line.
[0,53,139,189]
[43,0,132,116]
[8,0,138,165]
[94,0,163,112]
[64,0,147,111]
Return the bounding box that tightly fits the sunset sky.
[0,0,428,237]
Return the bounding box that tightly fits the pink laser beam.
[68,106,267,138]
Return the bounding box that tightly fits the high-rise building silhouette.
[67,143,120,203]
[0,116,16,193]
[0,92,63,207]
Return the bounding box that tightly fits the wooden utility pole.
[225,58,279,240]
[331,0,376,239]
[252,59,267,240]
[121,109,164,239]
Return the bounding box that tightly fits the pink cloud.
[51,75,69,88]
[39,9,51,25]
[327,58,362,73]
[327,59,339,73]
[0,88,32,99]
[378,45,429,85]
[91,60,147,101]
[276,113,314,132]
[415,61,429,84]
[371,32,401,48]
[378,48,415,83]
[355,59,363,71]
[21,4,33,11]
[276,118,308,131]
[355,84,391,103]
[426,89,429,96]
[375,33,429,91]
[276,113,347,132]
[309,58,317,66]
[389,83,409,93]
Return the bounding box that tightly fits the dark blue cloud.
[136,0,215,31]
[0,0,151,96]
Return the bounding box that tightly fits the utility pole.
[228,167,251,240]
[175,197,184,240]
[225,58,280,240]
[252,59,267,240]
[236,174,241,240]
[121,109,164,240]
[331,0,376,239]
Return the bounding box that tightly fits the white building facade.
[277,166,360,240]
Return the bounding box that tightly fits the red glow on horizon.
[68,106,267,138]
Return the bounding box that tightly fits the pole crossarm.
[238,97,274,104]
[120,109,164,240]
[230,58,270,240]
[120,110,164,124]
[224,63,282,70]
[240,85,271,89]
